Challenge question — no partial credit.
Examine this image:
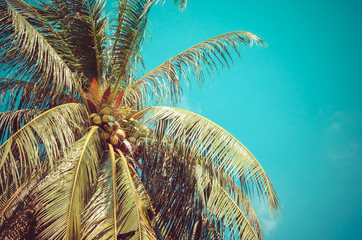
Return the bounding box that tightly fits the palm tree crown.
[0,0,279,239]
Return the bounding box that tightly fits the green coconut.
[109,134,119,145]
[100,107,112,116]
[103,124,113,133]
[115,129,126,140]
[102,115,114,123]
[113,121,120,130]
[100,131,110,140]
[92,115,102,125]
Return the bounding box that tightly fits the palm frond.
[116,149,156,240]
[34,126,101,240]
[123,31,265,106]
[81,148,117,240]
[0,78,78,112]
[155,0,187,11]
[108,0,155,99]
[140,137,204,239]
[0,103,88,202]
[139,130,261,239]
[34,0,108,83]
[0,0,80,98]
[143,106,279,212]
[81,146,156,240]
[0,109,42,144]
[195,164,262,240]
[0,173,39,227]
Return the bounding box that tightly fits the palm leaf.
[34,126,101,240]
[108,0,155,99]
[142,106,279,212]
[34,0,108,83]
[83,146,156,240]
[81,145,119,240]
[139,137,204,239]
[0,103,88,202]
[139,131,261,239]
[0,173,39,226]
[123,31,265,106]
[0,0,80,69]
[116,149,156,240]
[0,78,79,112]
[195,164,262,240]
[0,109,42,143]
[0,0,80,98]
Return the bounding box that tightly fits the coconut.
[102,115,114,123]
[100,131,110,140]
[92,115,102,125]
[115,129,126,140]
[113,121,120,130]
[128,136,136,143]
[100,107,112,116]
[103,124,113,133]
[109,134,119,145]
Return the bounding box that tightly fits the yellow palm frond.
[116,150,156,240]
[81,145,119,240]
[34,126,101,240]
[0,173,39,226]
[195,164,262,240]
[0,0,80,98]
[0,103,88,204]
[143,106,279,212]
[123,31,264,107]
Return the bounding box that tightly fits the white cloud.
[254,202,279,236]
[323,109,362,161]
[180,95,202,114]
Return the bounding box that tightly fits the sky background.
[1,0,361,239]
[136,0,362,239]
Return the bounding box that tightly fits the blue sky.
[139,0,362,239]
[2,0,360,239]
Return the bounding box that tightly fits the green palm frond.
[0,103,88,200]
[109,0,155,98]
[0,109,42,143]
[143,106,279,212]
[0,78,78,111]
[0,0,80,98]
[35,0,108,83]
[116,149,157,240]
[0,173,39,227]
[34,126,101,240]
[195,164,262,240]
[123,31,265,106]
[81,147,117,240]
[140,137,204,239]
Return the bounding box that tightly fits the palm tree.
[0,0,279,239]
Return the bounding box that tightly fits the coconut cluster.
[90,105,126,146]
[89,104,149,146]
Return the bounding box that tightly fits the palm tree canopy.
[0,0,279,239]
